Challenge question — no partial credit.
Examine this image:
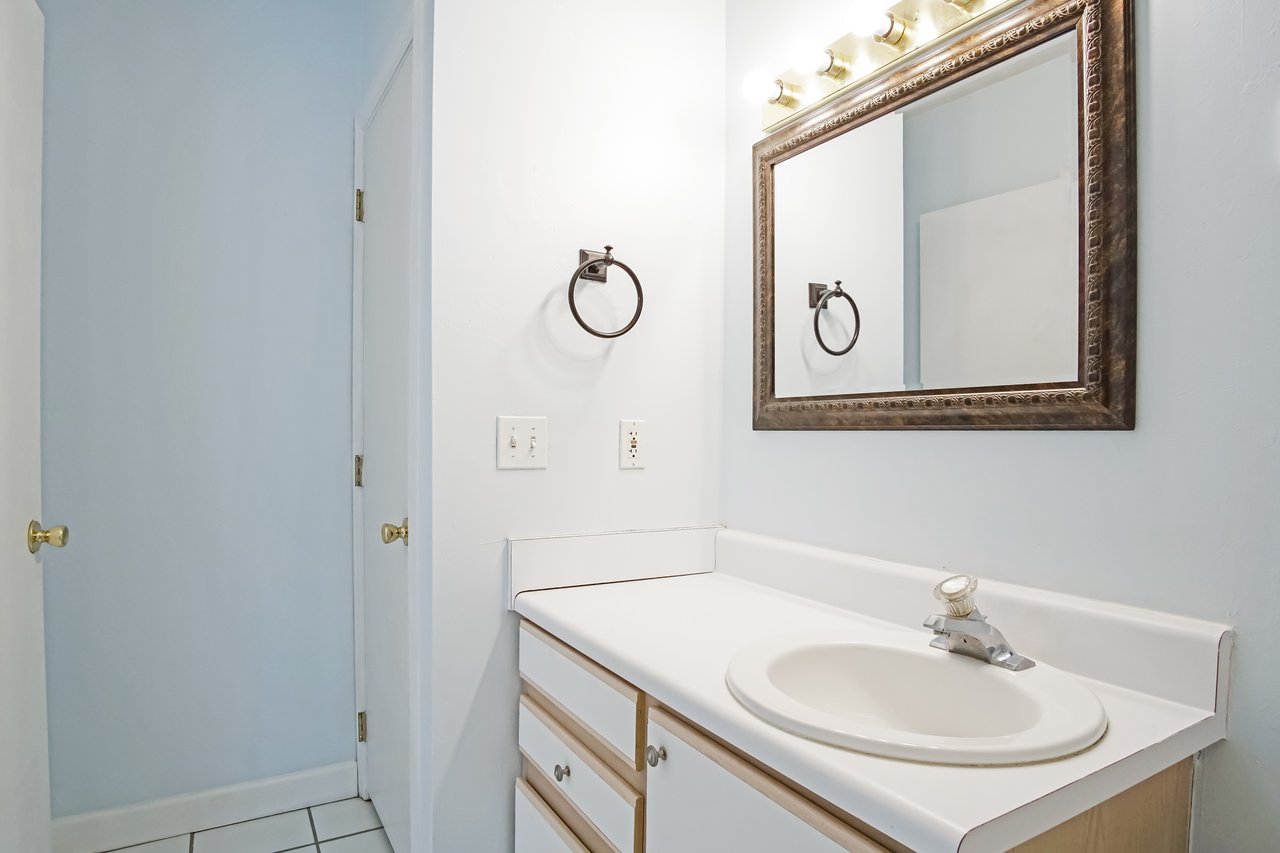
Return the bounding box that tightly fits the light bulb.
[803,49,836,76]
[806,48,851,79]
[741,70,782,104]
[849,1,893,38]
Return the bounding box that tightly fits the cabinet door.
[646,708,887,853]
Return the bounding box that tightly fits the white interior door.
[358,52,413,853]
[0,0,52,850]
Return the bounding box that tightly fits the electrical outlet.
[497,416,548,469]
[619,419,646,469]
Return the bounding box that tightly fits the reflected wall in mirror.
[754,0,1135,430]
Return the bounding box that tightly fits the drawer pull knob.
[553,763,571,782]
[646,745,667,767]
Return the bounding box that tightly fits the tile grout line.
[189,832,194,853]
[308,807,319,845]
[314,827,382,845]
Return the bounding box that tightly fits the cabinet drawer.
[520,621,643,770]
[516,777,590,853]
[519,695,643,853]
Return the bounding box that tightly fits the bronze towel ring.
[568,245,644,339]
[813,280,861,356]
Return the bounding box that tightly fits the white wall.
[39,0,366,817]
[725,0,1280,849]
[427,0,726,848]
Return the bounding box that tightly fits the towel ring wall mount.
[568,245,644,339]
[811,280,860,356]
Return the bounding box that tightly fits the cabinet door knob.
[553,763,570,782]
[646,745,667,767]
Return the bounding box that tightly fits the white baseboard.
[52,761,357,853]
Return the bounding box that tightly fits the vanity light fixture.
[757,0,1019,130]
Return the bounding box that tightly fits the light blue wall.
[363,0,411,92]
[39,0,365,817]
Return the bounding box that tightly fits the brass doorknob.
[381,518,408,546]
[28,521,70,554]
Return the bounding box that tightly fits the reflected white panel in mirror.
[920,176,1078,388]
[774,114,904,398]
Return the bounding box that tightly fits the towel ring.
[813,280,861,356]
[568,245,644,339]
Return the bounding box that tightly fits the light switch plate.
[619,419,645,469]
[498,416,548,469]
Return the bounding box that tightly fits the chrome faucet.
[923,575,1035,672]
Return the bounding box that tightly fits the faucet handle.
[934,574,978,617]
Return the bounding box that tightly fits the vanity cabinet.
[514,619,1192,853]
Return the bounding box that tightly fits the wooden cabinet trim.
[648,706,891,853]
[517,777,592,853]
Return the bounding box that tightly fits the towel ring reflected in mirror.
[568,245,644,339]
[812,280,861,356]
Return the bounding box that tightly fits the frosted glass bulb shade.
[807,49,851,79]
[803,49,836,75]
[741,70,783,104]
[849,2,893,37]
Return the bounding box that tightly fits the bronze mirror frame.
[752,0,1135,430]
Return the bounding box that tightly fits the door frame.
[352,16,414,800]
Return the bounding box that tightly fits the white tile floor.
[101,798,389,853]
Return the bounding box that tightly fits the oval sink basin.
[726,634,1107,765]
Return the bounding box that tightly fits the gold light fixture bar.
[760,0,1019,131]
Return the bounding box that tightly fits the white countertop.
[514,572,1224,852]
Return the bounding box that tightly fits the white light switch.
[497,416,548,469]
[619,419,645,469]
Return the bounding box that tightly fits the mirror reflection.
[773,34,1080,398]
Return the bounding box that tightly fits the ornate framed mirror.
[753,0,1135,430]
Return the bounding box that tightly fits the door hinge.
[354,454,364,487]
[355,188,365,222]
[357,711,368,743]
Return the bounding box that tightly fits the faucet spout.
[923,577,1035,672]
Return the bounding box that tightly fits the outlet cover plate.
[619,419,645,469]
[498,416,548,469]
